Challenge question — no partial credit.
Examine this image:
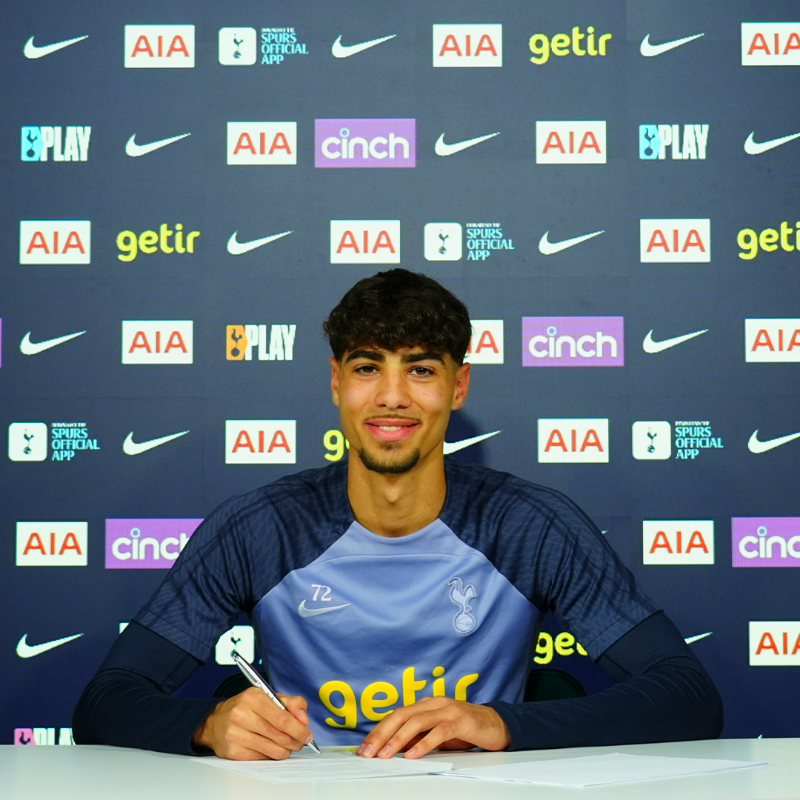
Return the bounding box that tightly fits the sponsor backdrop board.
[2,0,799,746]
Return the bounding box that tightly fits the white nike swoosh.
[642,329,708,354]
[748,429,800,454]
[24,35,88,59]
[20,330,86,355]
[684,632,712,645]
[640,33,704,57]
[744,131,800,156]
[444,431,501,455]
[123,430,190,455]
[539,230,604,255]
[435,132,499,157]
[126,133,191,157]
[227,230,293,255]
[17,633,83,658]
[331,34,396,58]
[298,600,351,617]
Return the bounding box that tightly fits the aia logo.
[16,522,88,566]
[464,320,504,365]
[330,220,400,264]
[642,521,714,565]
[537,419,609,463]
[225,420,296,464]
[124,25,195,68]
[226,324,296,361]
[20,221,90,264]
[640,219,710,262]
[121,321,193,364]
[749,622,800,665]
[536,122,606,164]
[227,123,296,165]
[745,319,800,362]
[742,23,800,66]
[432,25,502,67]
[315,119,415,168]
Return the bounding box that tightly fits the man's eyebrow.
[344,349,386,363]
[403,351,446,365]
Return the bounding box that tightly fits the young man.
[73,269,722,759]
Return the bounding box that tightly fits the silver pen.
[230,649,321,755]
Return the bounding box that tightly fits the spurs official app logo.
[8,423,48,461]
[21,127,91,161]
[14,728,74,746]
[226,324,296,361]
[529,26,612,64]
[538,419,609,463]
[16,522,88,566]
[226,420,296,464]
[733,518,800,567]
[448,577,477,634]
[221,28,308,65]
[639,125,709,159]
[315,119,415,168]
[219,27,257,64]
[536,122,606,164]
[424,223,463,260]
[643,521,714,565]
[640,219,710,262]
[745,319,800,362]
[117,224,200,261]
[20,221,90,264]
[742,23,800,66]
[330,221,400,264]
[465,320,504,365]
[465,223,514,260]
[749,622,800,665]
[432,25,502,67]
[632,422,672,459]
[124,25,195,68]
[523,317,624,367]
[105,519,202,569]
[633,421,723,461]
[122,321,193,364]
[227,123,297,164]
[738,222,800,260]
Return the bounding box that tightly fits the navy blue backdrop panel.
[2,0,799,746]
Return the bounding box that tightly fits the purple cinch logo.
[522,316,624,367]
[105,518,202,569]
[732,518,800,567]
[315,119,416,167]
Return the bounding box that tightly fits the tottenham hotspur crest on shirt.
[448,576,477,634]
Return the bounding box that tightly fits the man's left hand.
[356,696,511,759]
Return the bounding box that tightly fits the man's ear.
[451,361,471,410]
[330,357,341,407]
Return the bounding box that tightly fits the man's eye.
[410,366,434,376]
[355,364,378,374]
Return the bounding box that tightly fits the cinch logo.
[16,522,88,567]
[742,23,800,66]
[529,27,612,64]
[738,222,800,260]
[749,622,800,665]
[117,224,200,261]
[14,728,74,746]
[226,324,296,361]
[226,420,296,464]
[643,521,714,565]
[640,219,710,263]
[538,419,609,463]
[536,122,606,164]
[20,221,90,264]
[522,317,624,367]
[8,422,48,461]
[21,127,91,161]
[733,518,800,567]
[745,319,800,362]
[105,519,202,569]
[315,119,415,168]
[639,125,708,160]
[227,123,296,165]
[432,25,502,67]
[124,25,195,68]
[330,220,400,264]
[465,320,504,365]
[122,321,193,364]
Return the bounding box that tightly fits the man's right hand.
[192,688,315,760]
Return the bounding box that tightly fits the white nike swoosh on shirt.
[443,431,501,455]
[17,633,83,658]
[20,330,86,355]
[298,600,351,617]
[435,132,499,157]
[744,131,800,156]
[642,329,708,354]
[24,35,88,59]
[331,34,396,58]
[123,430,190,455]
[684,632,712,645]
[539,230,604,255]
[640,33,704,57]
[126,133,191,157]
[748,430,800,454]
[227,230,293,255]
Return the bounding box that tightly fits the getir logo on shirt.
[640,219,710,263]
[16,522,88,566]
[464,320,504,364]
[124,25,195,68]
[745,319,800,362]
[122,321,193,364]
[432,25,502,67]
[536,122,606,164]
[20,221,90,264]
[226,420,296,464]
[538,419,609,463]
[330,221,400,264]
[742,23,800,66]
[227,123,296,165]
[749,622,800,665]
[642,521,714,565]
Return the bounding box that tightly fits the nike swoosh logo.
[748,430,800,454]
[642,329,708,354]
[744,131,800,156]
[126,133,191,157]
[17,633,83,658]
[435,132,499,157]
[685,632,712,645]
[227,230,293,255]
[444,431,501,455]
[20,330,86,355]
[298,600,351,617]
[539,229,604,255]
[331,34,396,58]
[640,33,704,57]
[123,430,190,455]
[24,35,88,59]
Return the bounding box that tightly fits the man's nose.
[374,370,411,408]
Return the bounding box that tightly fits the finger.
[246,691,314,746]
[376,711,447,759]
[280,693,310,726]
[358,707,411,757]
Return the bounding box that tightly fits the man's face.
[330,346,470,475]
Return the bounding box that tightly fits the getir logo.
[733,518,800,567]
[642,521,714,565]
[21,127,91,161]
[742,23,800,66]
[16,522,88,567]
[432,25,502,67]
[227,123,296,165]
[464,320,504,365]
[124,25,195,68]
[122,321,193,364]
[738,222,800,260]
[330,220,400,264]
[640,219,710,263]
[745,319,800,362]
[227,324,296,361]
[639,125,708,160]
[523,317,624,367]
[315,119,415,168]
[529,27,612,64]
[20,221,90,264]
[538,419,609,463]
[226,420,296,464]
[105,519,202,569]
[117,223,200,261]
[749,622,800,665]
[536,122,606,164]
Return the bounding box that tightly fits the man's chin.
[357,445,421,475]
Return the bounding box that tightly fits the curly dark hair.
[323,269,472,364]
